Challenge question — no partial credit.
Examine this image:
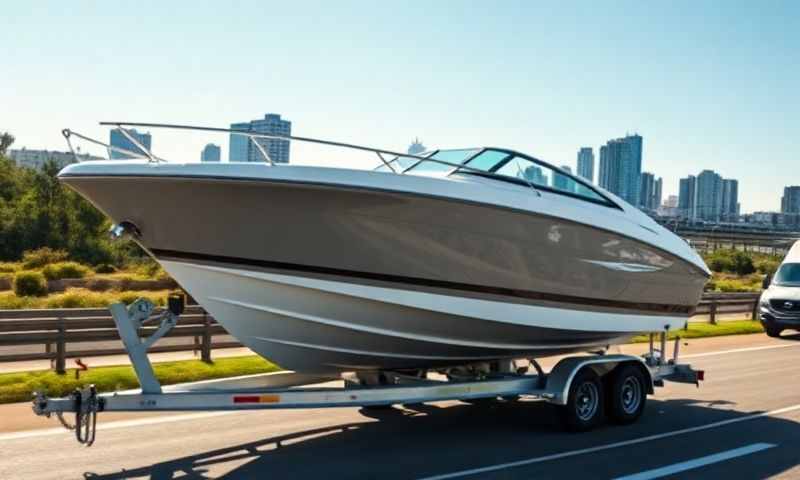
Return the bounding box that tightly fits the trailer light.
[697,370,705,381]
[233,394,281,404]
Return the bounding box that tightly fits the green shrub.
[41,261,91,280]
[21,247,68,269]
[730,252,755,275]
[0,262,20,273]
[94,263,117,274]
[754,258,781,275]
[13,271,48,297]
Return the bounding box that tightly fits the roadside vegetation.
[702,249,781,293]
[630,319,764,343]
[0,356,281,404]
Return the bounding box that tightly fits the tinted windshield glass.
[462,149,511,171]
[494,155,608,203]
[774,263,800,285]
[406,149,479,174]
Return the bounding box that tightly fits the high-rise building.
[678,175,697,219]
[576,147,594,183]
[200,144,221,162]
[679,170,739,221]
[524,165,548,185]
[639,172,663,211]
[109,128,152,159]
[781,186,800,213]
[721,179,739,220]
[229,113,291,163]
[408,138,426,155]
[553,166,575,192]
[597,134,642,206]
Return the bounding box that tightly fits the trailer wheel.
[607,364,647,425]
[560,368,604,432]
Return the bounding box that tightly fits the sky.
[1,1,797,213]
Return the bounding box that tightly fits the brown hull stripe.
[150,248,694,315]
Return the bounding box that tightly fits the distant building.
[781,186,800,214]
[576,147,594,183]
[9,148,102,170]
[721,179,740,220]
[200,144,221,162]
[658,195,680,217]
[553,166,575,192]
[524,165,548,185]
[109,128,152,159]
[598,134,642,206]
[229,113,291,163]
[639,172,662,211]
[408,138,426,155]
[679,170,739,222]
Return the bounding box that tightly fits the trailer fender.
[543,355,654,406]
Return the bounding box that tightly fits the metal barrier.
[0,305,241,373]
[0,292,762,373]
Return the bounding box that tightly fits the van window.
[774,263,800,285]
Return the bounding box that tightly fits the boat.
[56,122,711,374]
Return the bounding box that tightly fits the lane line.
[613,443,776,480]
[416,404,800,480]
[0,411,236,441]
[682,342,800,359]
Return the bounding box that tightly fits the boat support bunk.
[31,296,704,446]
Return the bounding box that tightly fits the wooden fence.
[0,292,763,373]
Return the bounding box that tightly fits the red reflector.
[234,396,260,404]
[697,370,705,381]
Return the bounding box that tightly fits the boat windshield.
[774,263,800,286]
[404,149,480,174]
[375,153,431,172]
[459,149,611,205]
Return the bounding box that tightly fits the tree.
[0,132,14,155]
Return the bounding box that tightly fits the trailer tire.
[607,364,647,425]
[560,368,604,432]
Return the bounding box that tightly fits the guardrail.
[0,305,241,373]
[694,292,761,324]
[0,292,764,374]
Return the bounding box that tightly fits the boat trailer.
[32,297,704,446]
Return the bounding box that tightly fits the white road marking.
[0,411,236,441]
[682,342,800,359]
[613,443,776,480]
[416,404,800,480]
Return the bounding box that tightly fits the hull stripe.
[152,248,694,315]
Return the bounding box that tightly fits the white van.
[760,240,800,337]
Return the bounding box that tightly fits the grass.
[0,288,171,309]
[630,319,764,343]
[705,272,763,293]
[0,355,281,404]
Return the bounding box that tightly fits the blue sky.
[1,1,797,212]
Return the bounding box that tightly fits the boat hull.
[58,163,709,373]
[161,260,652,373]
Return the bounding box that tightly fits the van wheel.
[765,326,783,338]
[560,368,604,432]
[607,364,647,425]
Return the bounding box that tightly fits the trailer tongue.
[32,297,704,446]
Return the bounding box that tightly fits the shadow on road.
[83,398,800,479]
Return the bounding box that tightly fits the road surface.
[1,333,799,479]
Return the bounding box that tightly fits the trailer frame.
[31,298,703,445]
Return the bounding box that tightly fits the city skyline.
[2,2,797,213]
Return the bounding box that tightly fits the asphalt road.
[2,334,800,479]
